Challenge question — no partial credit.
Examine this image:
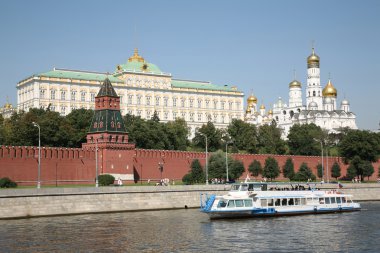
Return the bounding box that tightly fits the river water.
[0,202,379,253]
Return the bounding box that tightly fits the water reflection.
[0,202,379,252]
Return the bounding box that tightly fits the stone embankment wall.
[0,183,379,219]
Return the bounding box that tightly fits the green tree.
[257,122,287,155]
[294,162,316,181]
[282,158,295,180]
[317,163,323,179]
[192,121,222,152]
[262,157,280,181]
[208,150,226,180]
[165,118,189,151]
[287,123,323,156]
[182,159,205,184]
[362,161,374,181]
[331,162,341,180]
[346,164,357,180]
[151,110,160,122]
[248,160,262,179]
[65,108,94,147]
[227,119,258,153]
[228,159,245,180]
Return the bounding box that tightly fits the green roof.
[88,110,126,134]
[171,79,240,92]
[36,69,122,83]
[116,61,163,75]
[97,78,118,97]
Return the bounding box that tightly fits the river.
[0,202,379,252]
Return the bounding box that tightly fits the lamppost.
[200,133,208,185]
[95,139,99,187]
[326,147,329,183]
[32,122,41,189]
[225,141,233,182]
[315,138,324,183]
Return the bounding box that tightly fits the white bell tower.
[306,47,323,110]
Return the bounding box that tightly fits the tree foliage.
[227,119,258,153]
[257,122,287,155]
[362,161,374,180]
[182,159,205,185]
[248,160,262,178]
[228,159,245,180]
[331,162,341,180]
[287,123,323,156]
[192,121,222,152]
[282,158,295,180]
[262,157,280,181]
[294,162,316,181]
[317,163,323,179]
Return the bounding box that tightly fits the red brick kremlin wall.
[1,145,379,186]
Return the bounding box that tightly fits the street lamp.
[200,133,208,185]
[158,161,164,183]
[225,141,233,182]
[32,122,41,189]
[315,138,324,183]
[95,139,99,187]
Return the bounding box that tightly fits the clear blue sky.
[1,0,379,130]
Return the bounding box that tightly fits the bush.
[0,177,17,188]
[98,174,115,186]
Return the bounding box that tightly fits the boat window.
[261,199,267,207]
[248,184,254,191]
[313,197,318,203]
[301,198,306,205]
[236,200,244,207]
[241,184,248,191]
[307,198,312,202]
[325,197,330,204]
[227,200,235,208]
[319,198,325,204]
[268,199,274,206]
[275,199,281,206]
[288,198,294,206]
[337,197,342,204]
[282,198,287,206]
[231,185,240,191]
[217,200,227,208]
[244,199,253,207]
[342,197,346,203]
[330,197,336,204]
[295,198,301,205]
[261,184,268,191]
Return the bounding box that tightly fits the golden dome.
[260,104,265,110]
[247,94,257,104]
[246,107,252,114]
[268,109,273,115]
[128,48,145,63]
[289,80,301,88]
[322,79,337,97]
[307,48,320,65]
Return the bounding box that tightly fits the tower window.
[313,91,316,96]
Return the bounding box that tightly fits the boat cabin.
[231,183,268,192]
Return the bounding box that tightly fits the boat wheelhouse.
[200,182,361,219]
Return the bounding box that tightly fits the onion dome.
[307,48,320,68]
[322,79,337,97]
[341,99,349,105]
[246,107,252,114]
[289,80,302,88]
[260,104,265,110]
[268,109,273,115]
[247,94,257,104]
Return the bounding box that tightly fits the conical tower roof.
[97,77,118,97]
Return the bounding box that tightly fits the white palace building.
[16,49,244,137]
[245,47,357,138]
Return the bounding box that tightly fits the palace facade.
[17,49,245,137]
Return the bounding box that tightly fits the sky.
[0,0,379,130]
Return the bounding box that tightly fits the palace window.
[60,106,66,116]
[190,113,194,121]
[173,111,177,119]
[236,102,241,109]
[206,100,210,108]
[164,97,168,107]
[71,91,76,101]
[61,91,66,100]
[198,113,202,122]
[189,99,194,108]
[213,100,217,109]
[173,98,177,107]
[155,96,160,106]
[198,99,202,108]
[221,101,225,110]
[50,90,56,100]
[147,110,151,119]
[181,112,186,119]
[40,89,45,99]
[137,110,142,116]
[229,102,233,110]
[137,95,142,105]
[181,98,185,107]
[146,96,151,105]
[91,93,95,102]
[128,110,133,115]
[164,111,168,120]
[128,94,133,104]
[81,92,86,102]
[213,114,217,122]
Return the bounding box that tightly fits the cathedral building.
[245,48,357,138]
[16,49,245,137]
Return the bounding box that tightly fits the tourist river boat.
[200,182,361,219]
